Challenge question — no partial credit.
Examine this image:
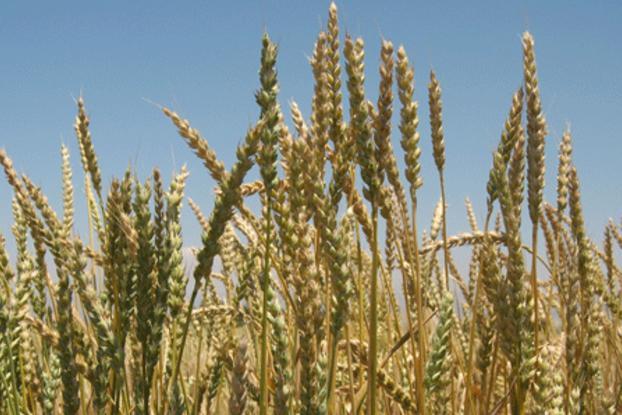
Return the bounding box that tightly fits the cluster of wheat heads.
[0,3,621,414]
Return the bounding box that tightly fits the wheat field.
[0,3,620,414]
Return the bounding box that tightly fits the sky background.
[0,0,621,252]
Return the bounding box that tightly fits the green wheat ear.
[424,292,453,406]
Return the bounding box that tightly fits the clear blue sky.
[1,1,620,249]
